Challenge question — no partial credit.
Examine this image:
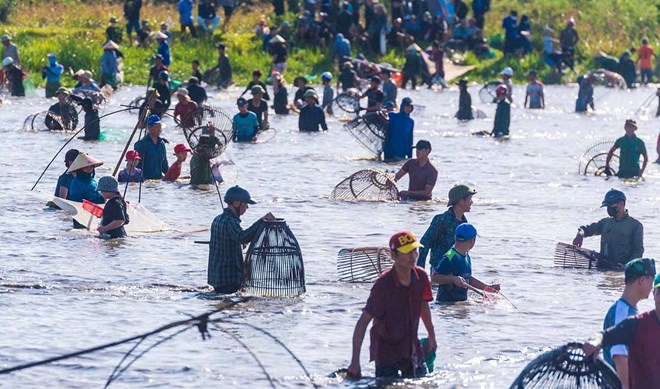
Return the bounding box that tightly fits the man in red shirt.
[173,88,199,129]
[347,230,437,378]
[163,143,192,182]
[637,37,656,85]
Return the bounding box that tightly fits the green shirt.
[615,135,646,178]
[580,212,644,265]
[190,154,213,186]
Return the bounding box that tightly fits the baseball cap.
[401,97,413,107]
[147,114,162,126]
[655,273,660,289]
[370,75,381,84]
[173,143,192,154]
[389,230,424,254]
[455,223,477,241]
[624,258,656,284]
[224,185,256,204]
[413,140,431,150]
[383,101,395,109]
[125,150,141,161]
[236,97,247,106]
[447,184,477,206]
[601,189,626,207]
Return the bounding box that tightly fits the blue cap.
[455,223,477,241]
[159,70,170,81]
[224,186,256,205]
[147,114,161,126]
[321,72,333,81]
[383,101,395,109]
[236,97,247,106]
[601,189,626,207]
[401,97,413,107]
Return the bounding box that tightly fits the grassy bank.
[2,0,659,87]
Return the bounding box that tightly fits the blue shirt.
[43,62,63,83]
[178,0,194,23]
[382,80,397,105]
[433,247,472,302]
[233,112,259,142]
[383,111,413,160]
[603,298,638,368]
[134,137,169,180]
[54,170,75,198]
[502,15,518,38]
[158,40,171,65]
[68,176,104,204]
[101,51,118,75]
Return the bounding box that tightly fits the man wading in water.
[573,189,644,268]
[606,119,648,179]
[347,230,436,378]
[392,140,437,201]
[208,186,275,293]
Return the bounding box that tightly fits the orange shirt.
[638,45,654,69]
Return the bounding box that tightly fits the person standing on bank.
[606,119,648,179]
[208,186,275,293]
[572,189,644,268]
[392,140,438,201]
[417,184,476,269]
[347,230,436,379]
[134,114,169,180]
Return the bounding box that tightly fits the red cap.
[389,230,424,254]
[125,150,141,161]
[173,143,192,154]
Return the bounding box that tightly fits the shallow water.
[0,83,659,388]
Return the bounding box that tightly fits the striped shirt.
[207,209,263,292]
[603,298,638,368]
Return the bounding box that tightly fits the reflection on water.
[0,84,658,387]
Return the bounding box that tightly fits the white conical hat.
[67,152,103,173]
[154,31,168,40]
[269,34,286,44]
[103,40,120,50]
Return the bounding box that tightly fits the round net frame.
[23,107,79,132]
[242,219,306,298]
[479,80,502,103]
[510,342,621,389]
[333,91,360,114]
[343,112,388,158]
[331,169,399,202]
[593,69,627,90]
[337,247,393,282]
[128,95,146,114]
[74,90,108,110]
[578,139,620,176]
[182,106,234,160]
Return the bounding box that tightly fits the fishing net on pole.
[343,112,388,157]
[183,106,234,160]
[73,89,108,108]
[553,242,620,270]
[332,91,361,114]
[509,342,621,389]
[337,247,393,282]
[331,169,399,202]
[479,80,502,103]
[128,95,146,114]
[578,139,619,176]
[242,219,306,297]
[23,109,78,132]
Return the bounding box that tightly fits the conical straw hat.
[67,152,103,173]
[103,40,120,50]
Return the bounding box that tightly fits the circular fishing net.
[509,342,621,389]
[128,95,146,114]
[593,69,627,90]
[343,112,388,158]
[182,106,234,160]
[331,169,399,202]
[23,107,79,132]
[578,139,620,176]
[479,80,502,103]
[333,91,361,114]
[242,219,306,298]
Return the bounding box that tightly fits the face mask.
[607,205,618,217]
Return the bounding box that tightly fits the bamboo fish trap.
[577,139,620,176]
[330,169,399,202]
[337,247,393,283]
[343,112,388,157]
[553,242,620,270]
[241,219,306,297]
[509,342,621,389]
[182,106,234,160]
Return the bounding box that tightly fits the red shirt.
[628,310,660,388]
[174,100,198,128]
[364,266,432,368]
[638,45,654,69]
[163,161,182,182]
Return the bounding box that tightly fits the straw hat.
[103,40,120,50]
[269,34,286,44]
[67,152,103,173]
[175,87,189,97]
[74,69,85,77]
[81,70,94,81]
[154,31,168,40]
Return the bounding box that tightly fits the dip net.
[343,112,388,157]
[128,94,146,114]
[479,80,502,103]
[509,342,621,389]
[182,106,234,160]
[242,219,306,297]
[578,139,619,176]
[554,242,620,270]
[331,169,399,201]
[337,247,393,282]
[332,91,360,114]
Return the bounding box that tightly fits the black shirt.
[101,195,129,239]
[365,88,384,108]
[124,0,142,20]
[247,99,268,127]
[187,83,208,106]
[338,69,357,90]
[154,82,171,110]
[240,81,270,101]
[198,1,217,19]
[270,43,288,64]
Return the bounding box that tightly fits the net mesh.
[337,247,393,282]
[182,106,234,159]
[343,112,388,157]
[578,139,620,176]
[242,219,306,298]
[331,169,399,202]
[553,242,620,270]
[333,92,360,114]
[509,342,621,389]
[479,81,502,103]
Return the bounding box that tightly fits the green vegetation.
[2,0,659,87]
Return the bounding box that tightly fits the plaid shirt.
[207,209,263,290]
[417,207,467,270]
